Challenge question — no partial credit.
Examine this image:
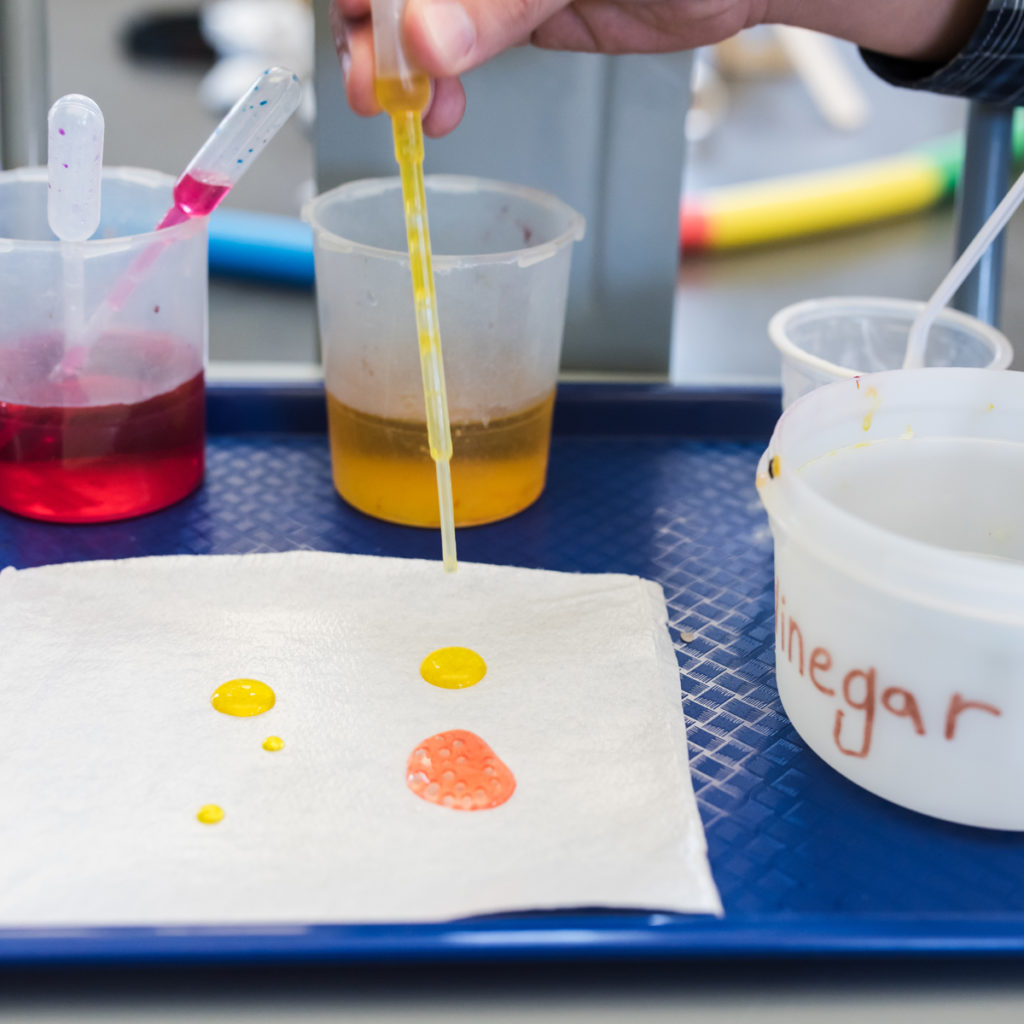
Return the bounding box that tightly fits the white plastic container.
[768,296,1013,408]
[757,368,1024,829]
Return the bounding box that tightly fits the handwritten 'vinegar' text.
[774,581,1002,759]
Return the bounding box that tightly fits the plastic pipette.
[903,161,1024,368]
[370,0,458,573]
[47,94,104,359]
[84,66,302,340]
[48,94,104,242]
[157,66,303,229]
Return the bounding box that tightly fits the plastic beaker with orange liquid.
[304,175,584,527]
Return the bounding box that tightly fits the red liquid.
[0,332,205,523]
[157,172,232,229]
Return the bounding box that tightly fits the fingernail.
[328,2,346,53]
[420,1,476,71]
[328,5,351,82]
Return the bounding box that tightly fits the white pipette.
[47,94,104,362]
[903,162,1024,368]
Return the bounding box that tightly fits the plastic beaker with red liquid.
[0,167,207,523]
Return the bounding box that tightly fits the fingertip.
[422,77,467,137]
[342,21,383,118]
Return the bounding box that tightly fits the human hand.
[330,0,766,136]
[329,0,990,137]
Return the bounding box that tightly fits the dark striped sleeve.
[861,0,1024,105]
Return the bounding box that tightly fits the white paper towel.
[0,551,721,925]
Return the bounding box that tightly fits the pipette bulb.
[47,94,105,242]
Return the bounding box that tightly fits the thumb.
[403,0,570,76]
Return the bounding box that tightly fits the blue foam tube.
[207,208,314,286]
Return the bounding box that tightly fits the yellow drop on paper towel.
[197,804,224,825]
[262,736,285,752]
[211,678,276,717]
[420,647,487,689]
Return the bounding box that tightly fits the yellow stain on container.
[197,804,224,825]
[862,387,881,432]
[420,647,487,689]
[263,736,285,752]
[756,454,781,489]
[211,678,276,717]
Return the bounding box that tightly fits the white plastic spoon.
[903,162,1024,369]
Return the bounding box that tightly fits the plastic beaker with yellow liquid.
[306,175,583,527]
[306,0,582,538]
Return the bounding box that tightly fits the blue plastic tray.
[2,382,1023,966]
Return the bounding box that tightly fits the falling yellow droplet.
[211,678,276,717]
[263,736,285,752]
[197,804,224,825]
[420,646,487,689]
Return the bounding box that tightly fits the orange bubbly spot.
[406,729,516,811]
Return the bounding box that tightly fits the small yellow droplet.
[263,736,285,752]
[420,647,487,689]
[197,804,224,825]
[211,678,276,717]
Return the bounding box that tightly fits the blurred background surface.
[33,0,1023,383]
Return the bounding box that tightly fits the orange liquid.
[407,728,516,811]
[326,390,555,527]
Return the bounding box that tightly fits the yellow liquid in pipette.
[375,73,457,573]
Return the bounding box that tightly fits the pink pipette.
[157,66,303,229]
[83,67,302,341]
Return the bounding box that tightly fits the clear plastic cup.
[768,296,1013,408]
[303,175,584,527]
[0,167,208,523]
[757,367,1024,829]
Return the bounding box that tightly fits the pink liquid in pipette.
[156,173,231,229]
[99,173,232,316]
